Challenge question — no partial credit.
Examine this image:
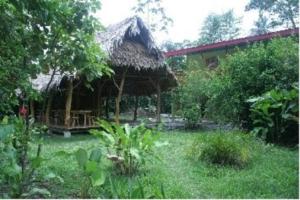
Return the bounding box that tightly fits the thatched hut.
[31,16,177,133]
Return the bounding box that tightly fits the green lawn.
[37,131,299,198]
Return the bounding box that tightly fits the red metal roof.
[165,28,299,58]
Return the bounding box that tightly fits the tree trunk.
[30,100,35,119]
[64,79,73,128]
[45,93,53,125]
[115,71,127,124]
[133,96,139,121]
[156,82,161,122]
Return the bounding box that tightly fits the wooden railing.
[36,109,98,129]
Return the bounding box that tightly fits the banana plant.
[56,147,106,198]
[90,120,162,175]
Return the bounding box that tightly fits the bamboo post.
[156,81,161,123]
[45,93,53,125]
[114,71,127,124]
[97,81,104,117]
[64,78,73,128]
[133,96,139,121]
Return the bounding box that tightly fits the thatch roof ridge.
[96,16,164,70]
[31,70,68,92]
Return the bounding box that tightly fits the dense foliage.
[248,86,298,145]
[175,37,298,132]
[208,38,298,127]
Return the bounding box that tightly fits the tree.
[160,41,189,71]
[198,10,241,45]
[132,0,173,32]
[250,11,271,35]
[245,0,299,29]
[0,0,110,115]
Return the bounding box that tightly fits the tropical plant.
[56,147,106,198]
[247,86,298,145]
[90,120,161,175]
[0,116,51,198]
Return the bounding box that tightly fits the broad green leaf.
[99,120,114,133]
[89,148,102,162]
[85,160,98,174]
[75,148,88,168]
[90,170,105,187]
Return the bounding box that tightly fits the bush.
[187,132,251,168]
[247,86,298,145]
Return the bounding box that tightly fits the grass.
[35,130,298,198]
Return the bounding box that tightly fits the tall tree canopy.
[198,10,241,45]
[250,11,272,35]
[245,0,299,29]
[0,0,110,115]
[132,0,173,32]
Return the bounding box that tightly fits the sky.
[96,0,258,45]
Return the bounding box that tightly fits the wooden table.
[71,110,92,127]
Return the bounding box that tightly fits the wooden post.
[30,100,35,119]
[114,70,127,124]
[133,96,139,121]
[64,78,73,128]
[156,81,161,122]
[97,82,104,117]
[45,93,53,125]
[105,97,109,119]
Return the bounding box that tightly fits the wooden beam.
[114,69,127,124]
[64,79,73,128]
[45,93,53,125]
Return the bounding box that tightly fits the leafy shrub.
[187,132,251,168]
[90,120,161,175]
[183,104,202,129]
[247,86,298,145]
[177,68,210,128]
